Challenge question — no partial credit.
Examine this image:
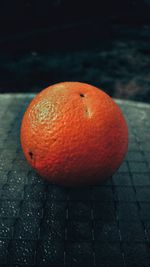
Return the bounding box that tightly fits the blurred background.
[0,0,150,102]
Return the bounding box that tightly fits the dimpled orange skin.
[21,82,128,186]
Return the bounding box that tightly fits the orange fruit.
[21,82,128,186]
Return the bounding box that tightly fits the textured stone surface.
[0,94,150,266]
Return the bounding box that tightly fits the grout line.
[126,159,148,245]
[90,186,96,266]
[112,177,126,267]
[132,133,150,244]
[64,187,69,266]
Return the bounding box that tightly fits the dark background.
[0,0,150,102]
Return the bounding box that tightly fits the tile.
[136,187,150,202]
[144,222,150,242]
[129,162,149,173]
[66,242,93,266]
[123,243,149,267]
[1,184,24,200]
[0,239,9,264]
[67,221,92,241]
[119,222,145,242]
[10,240,36,265]
[0,200,20,218]
[0,171,8,185]
[93,203,116,221]
[40,219,65,240]
[140,203,150,221]
[0,225,13,239]
[115,186,136,202]
[19,201,43,219]
[27,171,45,185]
[116,203,139,221]
[68,202,91,221]
[92,186,115,202]
[128,142,140,152]
[112,173,132,186]
[7,170,28,186]
[36,239,64,265]
[94,221,120,242]
[24,184,46,201]
[69,187,91,201]
[13,218,40,240]
[95,242,124,266]
[44,201,67,221]
[132,174,150,186]
[126,151,144,161]
[141,142,150,152]
[47,185,68,201]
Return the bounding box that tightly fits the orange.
[21,82,128,186]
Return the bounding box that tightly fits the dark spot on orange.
[29,151,33,159]
[80,94,85,97]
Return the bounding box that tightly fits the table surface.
[0,94,150,267]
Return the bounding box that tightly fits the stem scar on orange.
[21,82,128,186]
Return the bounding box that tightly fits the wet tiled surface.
[0,94,150,266]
